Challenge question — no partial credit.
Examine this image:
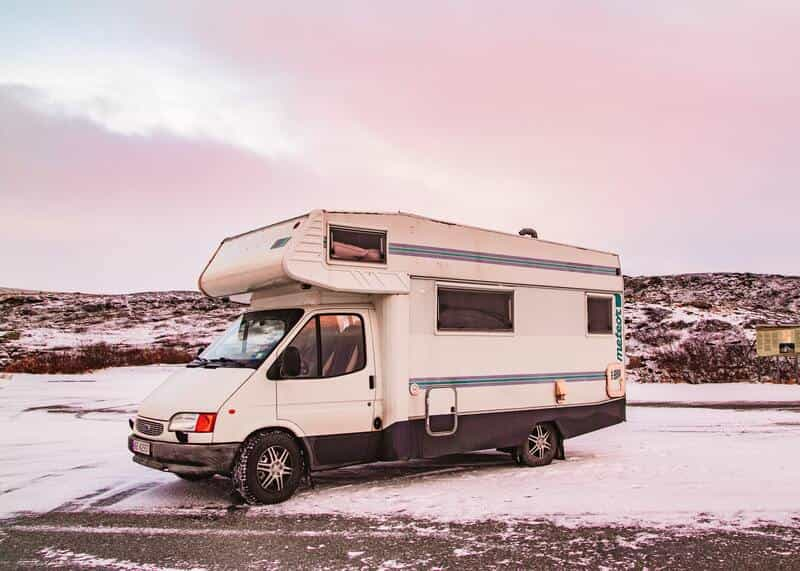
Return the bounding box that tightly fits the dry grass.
[2,343,194,374]
[650,338,756,383]
[630,326,680,347]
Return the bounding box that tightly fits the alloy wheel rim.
[256,445,293,492]
[527,425,551,458]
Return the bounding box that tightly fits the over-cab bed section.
[200,209,622,299]
[199,216,307,298]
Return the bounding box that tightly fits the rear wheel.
[516,423,557,467]
[233,431,303,504]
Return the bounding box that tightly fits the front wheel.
[232,431,303,504]
[516,423,558,467]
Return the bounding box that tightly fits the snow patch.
[35,547,199,570]
[347,550,366,558]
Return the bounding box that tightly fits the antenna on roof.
[519,228,538,239]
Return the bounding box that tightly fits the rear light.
[168,412,217,433]
[194,413,217,433]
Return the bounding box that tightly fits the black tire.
[175,473,213,482]
[516,422,558,467]
[232,431,303,505]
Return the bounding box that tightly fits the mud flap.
[556,436,566,460]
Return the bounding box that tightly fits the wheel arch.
[239,426,314,470]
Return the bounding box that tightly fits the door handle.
[369,375,375,390]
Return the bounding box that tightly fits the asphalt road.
[3,509,800,570]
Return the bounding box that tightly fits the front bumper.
[128,435,240,477]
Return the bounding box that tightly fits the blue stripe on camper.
[388,243,618,276]
[410,371,606,389]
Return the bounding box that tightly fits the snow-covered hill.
[0,290,240,371]
[626,273,800,383]
[2,273,799,380]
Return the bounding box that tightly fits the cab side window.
[283,318,318,377]
[320,315,365,376]
[273,314,366,379]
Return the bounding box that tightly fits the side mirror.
[280,346,302,378]
[196,346,207,357]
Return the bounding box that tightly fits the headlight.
[168,413,217,433]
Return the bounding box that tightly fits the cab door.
[273,310,377,466]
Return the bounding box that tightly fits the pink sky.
[1,2,799,292]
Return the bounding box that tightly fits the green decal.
[270,237,291,250]
[614,293,624,362]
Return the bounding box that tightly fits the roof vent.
[519,228,538,239]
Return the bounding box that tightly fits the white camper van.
[129,210,625,504]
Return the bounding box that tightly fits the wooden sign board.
[756,326,800,357]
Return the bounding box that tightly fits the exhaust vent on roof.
[519,228,538,239]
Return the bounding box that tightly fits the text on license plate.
[131,439,151,455]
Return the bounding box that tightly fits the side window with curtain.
[329,227,387,264]
[437,287,514,332]
[587,295,613,335]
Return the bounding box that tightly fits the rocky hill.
[0,290,240,373]
[2,273,799,380]
[625,273,800,383]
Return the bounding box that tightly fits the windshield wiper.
[187,356,256,369]
[187,356,209,368]
[202,357,252,368]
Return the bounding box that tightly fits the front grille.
[135,417,164,437]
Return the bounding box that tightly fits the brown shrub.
[3,343,193,375]
[695,319,734,332]
[642,306,672,322]
[0,295,44,307]
[686,299,712,310]
[652,337,756,383]
[666,320,693,330]
[627,355,643,369]
[631,327,680,346]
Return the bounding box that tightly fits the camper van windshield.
[191,309,304,369]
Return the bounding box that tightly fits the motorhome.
[129,210,626,504]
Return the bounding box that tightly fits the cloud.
[2,2,800,292]
[0,86,314,292]
[0,47,300,158]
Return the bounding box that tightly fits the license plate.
[131,439,151,456]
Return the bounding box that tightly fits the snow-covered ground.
[0,366,176,517]
[2,366,800,530]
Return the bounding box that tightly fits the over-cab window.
[329,226,386,264]
[587,295,613,335]
[274,314,366,379]
[437,287,514,332]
